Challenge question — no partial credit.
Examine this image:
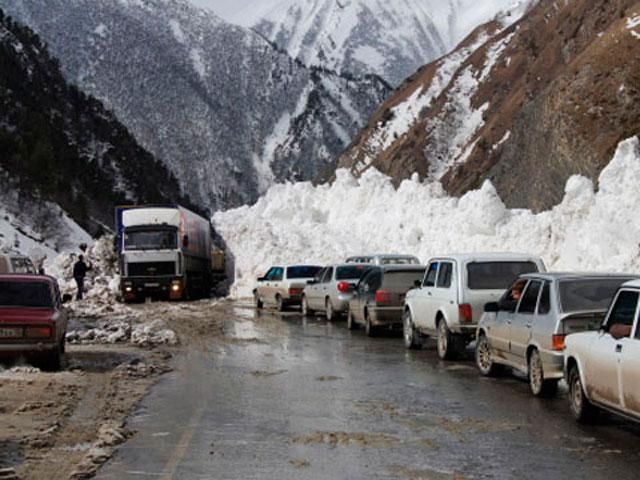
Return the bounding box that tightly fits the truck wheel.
[254,292,263,309]
[403,310,422,350]
[528,349,558,397]
[302,296,313,317]
[476,333,500,376]
[347,308,357,330]
[568,364,596,422]
[365,312,376,337]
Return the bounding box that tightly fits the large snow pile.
[214,137,640,298]
[47,235,120,304]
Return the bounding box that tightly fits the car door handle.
[427,292,432,296]
[526,323,532,328]
[506,320,511,325]
[616,344,623,353]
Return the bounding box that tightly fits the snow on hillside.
[0,199,92,265]
[247,0,537,85]
[214,137,640,298]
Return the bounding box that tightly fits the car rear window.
[0,282,52,308]
[379,257,419,265]
[467,261,538,290]
[336,265,370,280]
[287,266,322,279]
[559,278,634,313]
[382,270,426,289]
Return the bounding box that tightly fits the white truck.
[115,205,218,302]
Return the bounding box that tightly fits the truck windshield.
[559,278,634,313]
[467,261,538,290]
[0,282,52,308]
[124,230,177,250]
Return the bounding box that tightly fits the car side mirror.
[414,280,421,288]
[182,235,189,248]
[484,302,500,313]
[62,294,72,304]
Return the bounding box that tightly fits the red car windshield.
[0,282,53,308]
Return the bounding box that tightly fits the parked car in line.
[345,254,420,266]
[302,263,370,321]
[403,253,546,359]
[254,265,322,311]
[565,279,640,422]
[476,273,638,397]
[0,274,70,370]
[0,254,36,274]
[347,265,426,336]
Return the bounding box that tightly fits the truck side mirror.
[182,235,189,248]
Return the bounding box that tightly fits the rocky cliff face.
[335,0,640,211]
[3,0,390,210]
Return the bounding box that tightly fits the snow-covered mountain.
[248,0,537,85]
[336,0,640,211]
[3,0,390,211]
[0,9,189,255]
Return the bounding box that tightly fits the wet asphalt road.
[98,302,640,479]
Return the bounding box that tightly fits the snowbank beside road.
[214,137,640,298]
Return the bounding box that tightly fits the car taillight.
[552,334,566,351]
[289,288,303,296]
[459,304,472,324]
[337,282,350,293]
[375,290,391,304]
[25,327,52,338]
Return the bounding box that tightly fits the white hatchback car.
[565,279,640,423]
[403,253,546,359]
[254,265,322,311]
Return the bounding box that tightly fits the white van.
[403,253,546,359]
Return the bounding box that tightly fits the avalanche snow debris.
[214,137,640,298]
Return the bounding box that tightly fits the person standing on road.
[73,255,92,300]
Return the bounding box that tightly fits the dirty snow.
[214,137,640,298]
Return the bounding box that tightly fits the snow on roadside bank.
[214,137,640,298]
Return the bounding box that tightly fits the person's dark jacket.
[73,260,90,279]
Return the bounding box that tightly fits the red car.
[0,274,69,370]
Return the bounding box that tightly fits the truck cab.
[116,206,214,302]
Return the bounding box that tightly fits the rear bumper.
[333,295,351,313]
[370,307,404,326]
[0,342,58,354]
[450,324,478,337]
[540,350,565,380]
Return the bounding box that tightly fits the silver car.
[254,265,322,311]
[347,265,426,336]
[345,254,420,266]
[302,263,371,321]
[476,273,639,397]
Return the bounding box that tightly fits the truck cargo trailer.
[115,205,216,302]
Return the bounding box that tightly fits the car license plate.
[0,328,22,338]
[145,283,160,288]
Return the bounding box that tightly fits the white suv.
[403,253,546,359]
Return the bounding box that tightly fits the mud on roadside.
[0,299,231,480]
